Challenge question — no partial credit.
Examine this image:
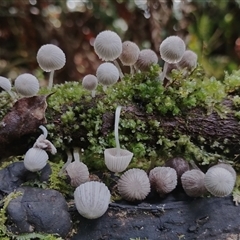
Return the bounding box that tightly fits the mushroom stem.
[59,149,73,176]
[39,125,48,138]
[113,60,124,80]
[73,147,81,162]
[159,62,169,82]
[114,105,122,157]
[91,90,96,98]
[48,70,55,89]
[130,65,135,75]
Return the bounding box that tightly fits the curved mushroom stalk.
[104,106,133,173]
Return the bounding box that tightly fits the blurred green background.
[0,0,240,84]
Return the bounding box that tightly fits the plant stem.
[39,125,48,138]
[159,61,169,81]
[48,70,55,89]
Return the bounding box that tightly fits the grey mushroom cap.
[204,167,235,197]
[117,168,151,201]
[96,62,119,86]
[159,36,186,64]
[209,163,236,182]
[135,49,158,71]
[94,30,122,61]
[119,41,140,66]
[82,74,98,91]
[177,50,198,71]
[37,44,66,72]
[181,169,207,197]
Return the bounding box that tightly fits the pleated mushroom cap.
[210,163,236,182]
[119,41,140,66]
[204,167,235,197]
[96,62,119,86]
[117,168,151,201]
[74,181,111,219]
[149,166,177,196]
[177,50,198,71]
[104,148,133,173]
[159,36,186,64]
[82,74,98,91]
[181,169,207,197]
[24,148,48,172]
[37,44,66,72]
[14,73,39,97]
[66,161,89,187]
[94,30,122,61]
[0,76,11,92]
[135,49,158,71]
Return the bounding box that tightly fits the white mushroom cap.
[94,30,122,61]
[204,167,235,197]
[96,62,119,86]
[36,44,66,72]
[177,50,198,70]
[119,41,140,66]
[104,148,133,173]
[82,74,98,91]
[74,181,111,219]
[135,49,158,71]
[149,166,177,196]
[14,73,39,97]
[24,148,48,172]
[210,163,236,182]
[181,169,207,197]
[117,168,151,201]
[0,76,11,92]
[159,36,186,64]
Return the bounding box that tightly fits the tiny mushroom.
[94,30,123,78]
[204,167,235,197]
[14,73,40,97]
[36,44,66,89]
[181,169,207,197]
[74,181,111,219]
[96,62,119,91]
[119,41,140,74]
[82,74,98,98]
[149,166,177,197]
[0,76,15,99]
[117,168,151,201]
[135,49,158,72]
[159,35,186,81]
[104,106,133,173]
[177,49,198,74]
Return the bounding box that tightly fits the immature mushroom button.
[135,49,158,72]
[82,74,98,98]
[0,76,15,99]
[119,41,140,66]
[177,50,198,72]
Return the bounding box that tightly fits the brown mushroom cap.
[119,41,140,66]
[82,74,98,91]
[135,49,158,71]
[117,168,151,201]
[177,50,198,71]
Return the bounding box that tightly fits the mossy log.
[1,66,240,168]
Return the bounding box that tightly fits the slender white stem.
[130,65,135,75]
[48,70,55,89]
[73,147,81,162]
[114,106,122,156]
[159,62,169,81]
[113,59,124,80]
[7,90,17,100]
[59,149,73,176]
[39,125,48,138]
[91,90,96,98]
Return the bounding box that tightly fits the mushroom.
[177,50,198,75]
[149,166,177,197]
[94,30,123,78]
[104,106,133,173]
[0,76,16,99]
[96,62,119,91]
[82,74,98,98]
[14,73,40,97]
[119,41,140,74]
[36,44,66,89]
[210,162,236,182]
[74,181,111,219]
[117,168,151,201]
[181,169,207,197]
[135,49,158,72]
[164,157,189,183]
[65,147,89,187]
[159,36,186,81]
[204,167,235,197]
